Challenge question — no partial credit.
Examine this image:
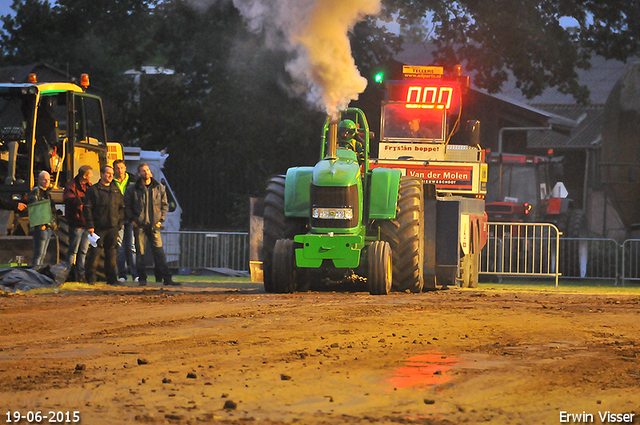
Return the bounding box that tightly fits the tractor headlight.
[312,207,354,220]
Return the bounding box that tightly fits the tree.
[0,0,159,85]
[381,0,640,103]
[1,0,638,228]
[119,1,324,228]
[0,0,60,62]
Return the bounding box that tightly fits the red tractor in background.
[485,152,585,238]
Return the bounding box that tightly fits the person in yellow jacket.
[113,159,138,282]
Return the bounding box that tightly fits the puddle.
[388,352,459,390]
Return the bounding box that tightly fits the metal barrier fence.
[621,239,640,285]
[160,231,249,272]
[558,238,619,281]
[160,229,640,285]
[480,223,561,287]
[481,225,632,285]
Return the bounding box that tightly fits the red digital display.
[389,83,460,110]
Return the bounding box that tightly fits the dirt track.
[1,282,640,424]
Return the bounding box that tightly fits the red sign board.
[371,162,474,191]
[406,166,473,190]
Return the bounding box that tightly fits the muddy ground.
[1,281,639,424]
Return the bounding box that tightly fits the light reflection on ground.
[388,352,459,390]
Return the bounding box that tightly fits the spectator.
[125,163,178,286]
[84,165,124,285]
[0,196,26,212]
[27,171,57,265]
[113,159,138,283]
[63,165,93,282]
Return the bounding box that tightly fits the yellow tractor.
[0,73,121,265]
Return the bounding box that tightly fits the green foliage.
[351,15,403,78]
[0,0,59,62]
[1,0,637,226]
[0,0,159,84]
[384,0,639,103]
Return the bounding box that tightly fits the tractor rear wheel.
[368,240,392,295]
[567,209,585,238]
[262,175,306,293]
[272,238,297,293]
[380,177,424,292]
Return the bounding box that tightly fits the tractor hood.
[313,155,361,187]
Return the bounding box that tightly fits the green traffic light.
[374,72,384,83]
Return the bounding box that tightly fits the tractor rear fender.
[369,168,402,219]
[284,167,314,218]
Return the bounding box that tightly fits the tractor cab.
[321,109,370,166]
[0,74,107,204]
[382,101,446,142]
[485,153,569,223]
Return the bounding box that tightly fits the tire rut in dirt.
[380,177,424,292]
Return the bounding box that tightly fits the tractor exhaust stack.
[325,115,339,160]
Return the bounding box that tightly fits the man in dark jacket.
[0,197,26,212]
[27,171,57,265]
[84,165,124,285]
[124,163,177,286]
[63,165,93,282]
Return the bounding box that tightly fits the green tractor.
[262,107,424,295]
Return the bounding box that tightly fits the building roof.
[493,55,634,105]
[473,89,578,130]
[0,63,70,84]
[526,104,604,149]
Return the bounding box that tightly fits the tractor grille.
[310,184,359,229]
[485,204,514,213]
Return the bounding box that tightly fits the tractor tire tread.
[380,177,424,293]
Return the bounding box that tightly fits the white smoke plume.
[232,0,381,116]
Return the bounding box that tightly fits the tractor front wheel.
[368,240,392,295]
[262,175,306,293]
[272,239,297,293]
